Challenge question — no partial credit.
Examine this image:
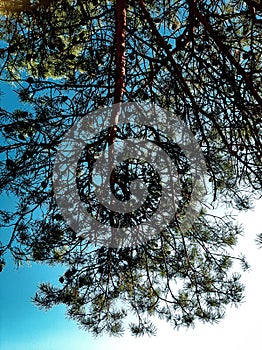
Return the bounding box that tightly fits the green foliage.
[0,0,261,337]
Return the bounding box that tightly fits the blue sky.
[0,82,261,350]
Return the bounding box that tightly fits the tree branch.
[243,0,262,12]
[187,0,262,105]
[137,0,260,196]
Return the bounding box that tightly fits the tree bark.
[108,0,127,244]
[113,0,126,105]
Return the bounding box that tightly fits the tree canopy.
[0,0,261,336]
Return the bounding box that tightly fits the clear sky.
[0,83,261,350]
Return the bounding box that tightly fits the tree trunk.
[108,0,127,245]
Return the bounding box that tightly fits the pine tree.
[0,0,260,336]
